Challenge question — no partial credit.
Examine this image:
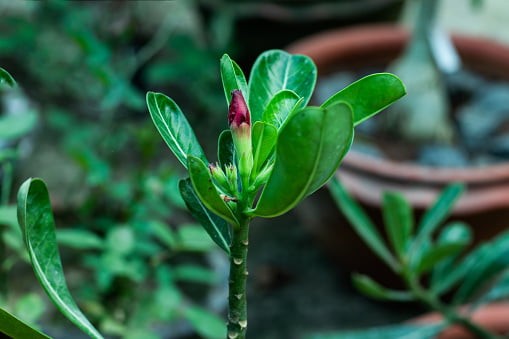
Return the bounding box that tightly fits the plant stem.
[227,215,250,339]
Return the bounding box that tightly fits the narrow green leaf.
[352,273,414,302]
[57,229,104,250]
[417,184,464,240]
[0,67,15,87]
[217,130,234,168]
[382,192,414,260]
[0,307,50,339]
[328,178,398,272]
[182,305,226,339]
[430,222,472,294]
[306,323,445,339]
[0,111,37,140]
[148,220,178,249]
[173,265,216,284]
[179,178,231,254]
[321,73,406,126]
[251,121,277,176]
[220,54,249,106]
[248,49,316,122]
[146,92,206,169]
[254,103,353,217]
[17,178,103,339]
[187,156,238,226]
[417,239,470,275]
[475,270,509,305]
[261,89,302,128]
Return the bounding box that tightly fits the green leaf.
[254,103,353,217]
[475,270,509,305]
[173,265,216,284]
[416,237,470,275]
[17,178,103,339]
[382,192,413,260]
[217,130,234,168]
[0,307,50,339]
[248,49,316,122]
[0,205,18,229]
[417,184,464,240]
[321,73,406,126]
[57,229,104,250]
[179,178,231,254]
[178,224,223,252]
[328,178,398,271]
[0,67,15,87]
[0,111,37,140]
[146,92,206,169]
[430,222,472,294]
[306,323,445,339]
[251,121,277,176]
[182,305,226,339]
[452,231,509,304]
[148,220,178,249]
[261,89,302,128]
[187,156,238,225]
[352,273,414,302]
[220,54,249,106]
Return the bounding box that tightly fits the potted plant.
[307,178,509,338]
[287,0,509,281]
[7,50,405,338]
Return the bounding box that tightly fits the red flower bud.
[228,90,250,128]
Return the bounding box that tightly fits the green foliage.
[0,307,50,339]
[329,178,509,338]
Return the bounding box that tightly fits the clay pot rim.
[286,24,509,212]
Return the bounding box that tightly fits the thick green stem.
[227,215,250,339]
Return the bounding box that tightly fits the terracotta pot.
[411,302,509,339]
[287,25,509,283]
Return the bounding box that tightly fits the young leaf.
[17,178,103,339]
[321,73,406,126]
[146,92,207,169]
[253,103,353,217]
[179,178,231,254]
[248,49,316,122]
[220,54,249,106]
[416,184,464,240]
[0,67,15,87]
[187,156,238,226]
[251,121,277,176]
[260,89,302,128]
[328,178,399,272]
[217,130,234,168]
[0,307,50,339]
[352,273,414,302]
[382,192,414,260]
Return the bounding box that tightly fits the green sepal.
[187,156,239,226]
[321,73,406,126]
[146,92,207,169]
[179,179,231,254]
[253,102,353,217]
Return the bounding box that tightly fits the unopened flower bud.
[209,163,230,194]
[228,90,250,128]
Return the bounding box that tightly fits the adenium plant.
[146,49,405,338]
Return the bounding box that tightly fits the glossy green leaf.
[187,156,238,226]
[179,178,231,254]
[417,184,464,240]
[321,73,406,126]
[248,49,316,122]
[146,92,206,169]
[17,178,103,339]
[430,222,472,294]
[220,54,249,106]
[382,192,413,259]
[0,67,15,87]
[307,323,445,339]
[261,89,302,128]
[0,111,37,140]
[254,103,353,217]
[352,273,414,302]
[0,307,50,339]
[217,130,234,168]
[182,305,226,339]
[453,231,509,304]
[328,178,398,271]
[251,121,277,176]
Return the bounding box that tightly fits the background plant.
[311,178,509,338]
